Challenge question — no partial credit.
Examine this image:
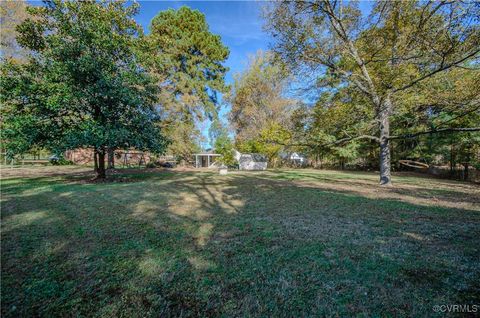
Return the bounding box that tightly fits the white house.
[234,150,267,171]
[280,152,307,165]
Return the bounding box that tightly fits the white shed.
[234,150,268,170]
[280,152,307,165]
[193,152,221,168]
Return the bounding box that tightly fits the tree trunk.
[95,148,106,179]
[93,149,98,171]
[450,144,455,177]
[463,151,470,181]
[107,148,115,169]
[379,99,392,186]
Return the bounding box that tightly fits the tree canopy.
[0,0,29,62]
[145,6,229,161]
[264,0,480,184]
[227,51,295,165]
[1,0,168,178]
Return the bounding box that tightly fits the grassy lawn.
[1,167,479,317]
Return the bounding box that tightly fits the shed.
[194,151,221,168]
[235,151,268,170]
[280,152,307,165]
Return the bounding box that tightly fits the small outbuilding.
[234,150,268,171]
[280,152,307,166]
[194,151,221,168]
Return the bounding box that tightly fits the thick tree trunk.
[107,148,115,169]
[379,99,392,186]
[93,149,98,171]
[379,135,391,185]
[95,148,106,179]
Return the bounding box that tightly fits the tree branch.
[389,127,480,140]
[324,134,381,145]
[393,49,480,93]
[264,134,380,149]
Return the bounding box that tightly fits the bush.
[146,162,157,169]
[51,158,73,165]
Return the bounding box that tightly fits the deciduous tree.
[1,0,168,178]
[265,0,480,185]
[0,0,29,61]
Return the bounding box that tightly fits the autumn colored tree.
[265,0,480,185]
[227,51,295,165]
[0,0,29,61]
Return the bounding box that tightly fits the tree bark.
[95,148,106,179]
[450,144,455,177]
[463,150,470,181]
[93,149,98,171]
[379,99,392,186]
[107,148,115,169]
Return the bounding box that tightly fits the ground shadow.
[1,170,479,317]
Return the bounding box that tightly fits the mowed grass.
[1,167,479,317]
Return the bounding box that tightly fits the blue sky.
[136,1,269,82]
[134,1,373,149]
[28,1,373,149]
[29,0,270,148]
[135,1,271,148]
[28,0,372,148]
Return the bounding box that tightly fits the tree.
[227,50,296,165]
[0,0,29,62]
[144,6,229,161]
[1,0,168,179]
[214,133,236,168]
[265,0,480,185]
[228,51,293,142]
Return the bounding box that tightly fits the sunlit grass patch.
[1,167,479,317]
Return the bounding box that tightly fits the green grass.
[1,167,479,317]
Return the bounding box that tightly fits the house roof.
[193,153,221,156]
[240,153,267,162]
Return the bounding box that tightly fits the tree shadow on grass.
[259,170,480,211]
[1,171,479,317]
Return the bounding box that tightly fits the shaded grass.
[1,168,479,317]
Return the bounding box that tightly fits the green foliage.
[145,162,157,169]
[145,6,229,159]
[228,51,294,166]
[258,122,291,165]
[214,134,236,167]
[228,51,292,143]
[1,0,168,167]
[210,119,236,167]
[162,120,202,162]
[264,1,480,175]
[50,157,73,166]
